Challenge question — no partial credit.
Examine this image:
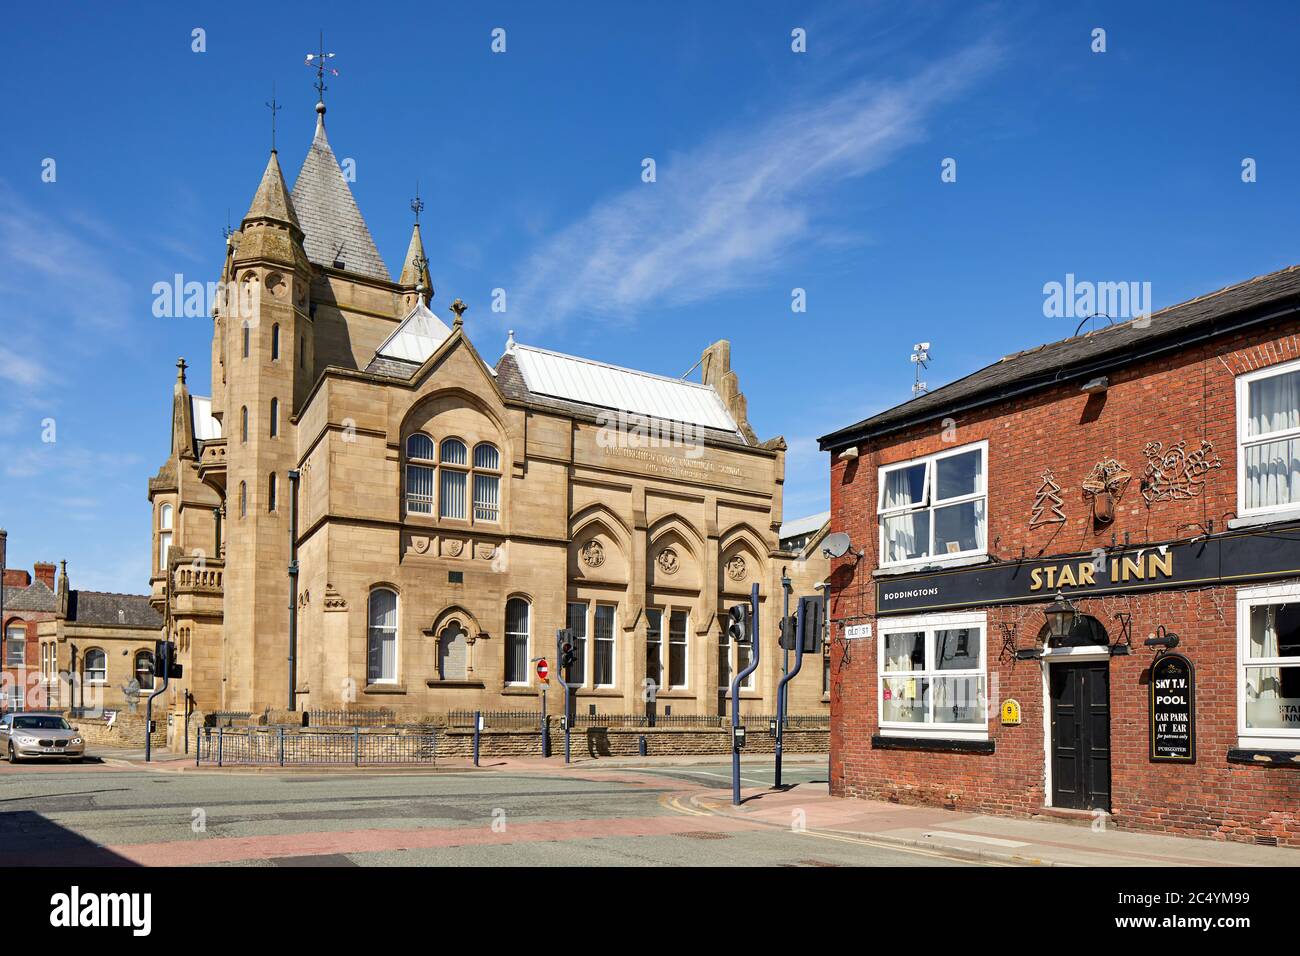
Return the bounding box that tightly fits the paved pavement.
[1,747,1295,866]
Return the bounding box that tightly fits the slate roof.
[495,351,753,450]
[820,264,1300,450]
[291,113,391,282]
[0,580,57,614]
[65,591,162,629]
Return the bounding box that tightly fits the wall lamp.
[1080,375,1109,394]
[838,447,859,461]
[1044,592,1078,642]
[1143,625,1180,651]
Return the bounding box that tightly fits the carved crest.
[656,548,680,575]
[1140,439,1222,504]
[726,554,747,581]
[444,539,464,558]
[580,539,605,568]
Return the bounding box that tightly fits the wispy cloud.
[0,347,49,389]
[510,41,1000,328]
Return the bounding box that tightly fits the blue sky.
[1,1,1297,592]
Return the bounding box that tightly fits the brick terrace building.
[1,558,57,711]
[820,266,1300,846]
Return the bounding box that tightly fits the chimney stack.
[33,562,56,591]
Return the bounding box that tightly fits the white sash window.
[878,442,987,569]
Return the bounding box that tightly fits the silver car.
[1,712,86,763]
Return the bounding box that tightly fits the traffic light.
[559,629,577,673]
[778,614,797,650]
[154,640,183,680]
[798,596,823,654]
[725,603,752,645]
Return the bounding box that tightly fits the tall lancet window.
[405,433,435,515]
[269,398,279,438]
[439,439,468,520]
[271,324,280,361]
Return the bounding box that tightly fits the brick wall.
[827,318,1300,846]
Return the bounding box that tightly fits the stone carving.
[1029,470,1067,527]
[580,539,605,568]
[1140,439,1222,504]
[656,547,680,575]
[323,585,348,611]
[410,535,431,555]
[726,554,747,581]
[476,543,497,560]
[444,539,464,558]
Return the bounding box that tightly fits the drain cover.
[678,831,732,840]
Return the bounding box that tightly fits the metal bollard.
[278,726,285,767]
[217,726,224,768]
[354,727,360,766]
[638,735,647,757]
[194,726,200,767]
[473,710,481,767]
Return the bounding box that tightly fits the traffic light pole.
[730,582,762,806]
[774,594,808,790]
[556,629,573,764]
[144,647,171,763]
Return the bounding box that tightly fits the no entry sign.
[536,658,549,682]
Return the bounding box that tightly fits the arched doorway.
[1040,614,1111,812]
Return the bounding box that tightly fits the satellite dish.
[822,532,852,559]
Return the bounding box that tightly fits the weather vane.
[304,32,338,103]
[411,181,424,224]
[265,82,281,151]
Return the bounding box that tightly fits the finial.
[223,209,234,244]
[410,182,424,224]
[450,298,467,328]
[176,357,188,383]
[412,254,429,296]
[506,330,516,353]
[265,82,282,152]
[305,32,337,111]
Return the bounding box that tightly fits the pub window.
[1238,358,1300,515]
[668,609,689,689]
[439,438,468,520]
[134,650,155,691]
[1237,584,1300,748]
[594,604,616,687]
[405,433,436,515]
[646,609,663,693]
[878,612,987,739]
[83,648,107,684]
[566,602,588,686]
[878,442,987,569]
[505,597,530,684]
[367,588,398,684]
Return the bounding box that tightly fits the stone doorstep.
[1032,805,1114,827]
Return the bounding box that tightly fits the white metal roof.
[779,510,830,541]
[374,299,453,364]
[510,343,739,433]
[191,396,222,441]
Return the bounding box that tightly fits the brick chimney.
[33,562,55,590]
[3,569,31,589]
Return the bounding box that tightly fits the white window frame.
[877,440,988,570]
[1236,357,1300,518]
[504,597,530,686]
[646,609,664,695]
[405,433,436,516]
[718,626,754,692]
[1235,582,1300,750]
[877,610,988,741]
[367,588,399,685]
[667,608,690,690]
[593,603,617,688]
[83,648,107,685]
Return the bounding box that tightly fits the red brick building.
[819,265,1300,846]
[2,557,59,711]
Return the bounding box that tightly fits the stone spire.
[57,560,69,619]
[242,150,300,231]
[235,150,308,271]
[398,222,433,307]
[171,357,197,460]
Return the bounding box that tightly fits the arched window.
[405,433,435,515]
[367,589,398,684]
[240,406,248,444]
[505,598,530,684]
[134,650,155,691]
[473,443,501,522]
[83,648,107,684]
[268,472,278,512]
[439,439,468,519]
[242,321,250,359]
[159,504,174,571]
[238,481,247,518]
[269,397,279,438]
[271,323,280,361]
[4,622,25,668]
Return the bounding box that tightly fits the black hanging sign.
[1149,653,1196,763]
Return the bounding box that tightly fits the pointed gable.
[291,112,391,281]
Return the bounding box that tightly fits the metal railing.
[195,727,437,766]
[447,709,541,729]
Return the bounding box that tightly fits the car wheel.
[6,742,18,764]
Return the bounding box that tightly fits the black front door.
[1049,661,1111,811]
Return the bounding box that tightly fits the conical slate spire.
[242,150,300,230]
[290,110,390,281]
